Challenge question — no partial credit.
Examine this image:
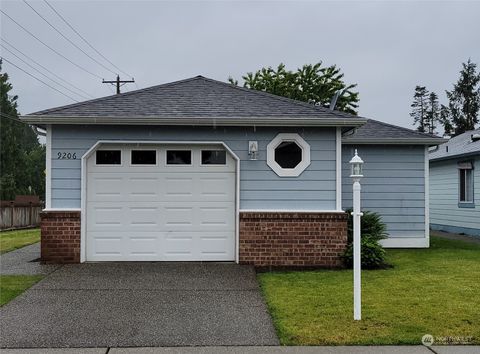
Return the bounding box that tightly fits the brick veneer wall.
[239,212,348,268]
[40,211,81,264]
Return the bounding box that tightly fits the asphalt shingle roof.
[343,119,444,142]
[28,76,358,120]
[429,128,480,161]
[24,75,446,144]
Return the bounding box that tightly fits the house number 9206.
[57,152,77,160]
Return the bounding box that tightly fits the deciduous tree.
[229,62,359,115]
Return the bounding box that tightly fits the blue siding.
[429,156,480,235]
[50,125,337,210]
[342,145,426,238]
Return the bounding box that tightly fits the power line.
[22,0,117,76]
[1,44,91,100]
[0,9,102,79]
[1,56,79,102]
[43,0,133,79]
[1,38,94,98]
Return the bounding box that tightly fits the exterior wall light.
[248,141,258,160]
[350,149,364,179]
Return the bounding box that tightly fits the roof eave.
[20,115,367,127]
[342,138,448,145]
[429,151,480,162]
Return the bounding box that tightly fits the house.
[429,128,480,236]
[21,76,445,266]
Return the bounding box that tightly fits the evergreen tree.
[410,86,430,133]
[0,60,45,200]
[229,62,359,115]
[439,104,454,137]
[425,92,440,134]
[446,59,480,135]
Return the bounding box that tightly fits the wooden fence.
[0,196,44,230]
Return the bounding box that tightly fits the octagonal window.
[267,133,311,177]
[274,141,302,168]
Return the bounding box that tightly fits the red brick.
[239,212,347,268]
[40,211,80,264]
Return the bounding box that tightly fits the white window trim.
[266,133,310,177]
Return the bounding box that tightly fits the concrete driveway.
[0,262,279,348]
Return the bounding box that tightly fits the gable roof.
[22,76,366,127]
[21,75,446,145]
[343,119,447,145]
[429,128,480,161]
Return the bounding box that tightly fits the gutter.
[429,151,480,162]
[20,115,367,127]
[342,138,448,146]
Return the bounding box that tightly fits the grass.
[0,275,43,306]
[0,228,40,254]
[257,237,480,345]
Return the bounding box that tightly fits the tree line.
[0,60,46,200]
[411,59,480,136]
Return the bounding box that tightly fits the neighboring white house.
[429,128,480,237]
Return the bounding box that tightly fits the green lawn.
[258,237,480,345]
[0,228,40,254]
[0,275,43,306]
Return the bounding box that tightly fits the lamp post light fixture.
[349,149,364,321]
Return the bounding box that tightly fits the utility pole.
[102,75,135,94]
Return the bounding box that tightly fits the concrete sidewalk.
[1,346,479,354]
[0,243,61,275]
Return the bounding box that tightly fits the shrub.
[343,238,388,269]
[342,209,391,269]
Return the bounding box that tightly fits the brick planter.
[40,211,81,264]
[239,212,348,268]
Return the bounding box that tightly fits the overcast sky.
[1,0,479,131]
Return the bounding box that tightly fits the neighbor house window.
[96,150,121,165]
[266,133,310,177]
[202,150,226,165]
[166,150,191,165]
[458,162,474,205]
[131,150,156,165]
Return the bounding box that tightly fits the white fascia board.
[342,138,448,145]
[20,115,367,127]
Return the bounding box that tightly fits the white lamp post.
[349,149,364,321]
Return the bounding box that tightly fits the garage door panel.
[129,206,160,226]
[87,175,124,201]
[87,206,125,231]
[164,207,194,226]
[198,175,235,200]
[128,177,161,197]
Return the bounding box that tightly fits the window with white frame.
[458,161,474,204]
[267,133,310,177]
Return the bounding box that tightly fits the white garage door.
[85,144,236,261]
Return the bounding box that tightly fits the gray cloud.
[1,0,479,130]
